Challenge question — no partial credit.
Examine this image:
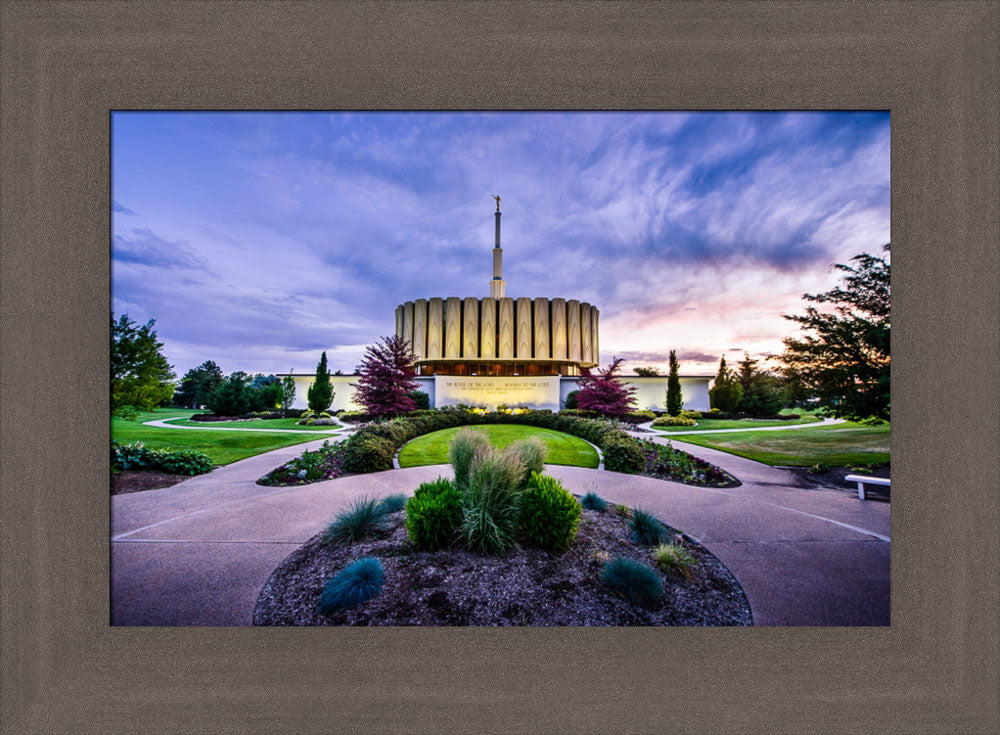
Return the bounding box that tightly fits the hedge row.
[190,409,310,421]
[339,409,647,475]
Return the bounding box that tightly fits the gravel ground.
[254,509,752,626]
[111,470,188,495]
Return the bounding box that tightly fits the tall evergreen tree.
[708,356,743,412]
[173,360,224,409]
[353,335,418,418]
[575,357,637,417]
[781,245,891,422]
[307,352,334,413]
[665,350,683,416]
[735,353,783,416]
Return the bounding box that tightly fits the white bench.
[845,474,890,500]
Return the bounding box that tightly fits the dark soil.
[111,470,188,495]
[254,509,752,626]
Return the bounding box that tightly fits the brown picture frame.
[1,1,997,732]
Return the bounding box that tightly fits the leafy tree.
[207,371,251,416]
[708,356,743,413]
[111,313,176,410]
[353,335,418,418]
[173,360,224,409]
[634,366,661,377]
[307,352,335,413]
[665,350,683,416]
[781,245,890,422]
[563,390,580,410]
[248,374,282,412]
[280,376,296,411]
[735,353,783,416]
[575,357,637,418]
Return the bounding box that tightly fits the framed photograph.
[2,2,997,732]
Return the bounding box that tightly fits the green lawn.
[669,422,890,467]
[398,424,600,469]
[167,417,339,432]
[656,413,823,432]
[112,408,331,465]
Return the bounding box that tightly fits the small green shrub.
[341,433,395,474]
[113,404,141,421]
[460,445,524,555]
[629,509,667,545]
[563,390,580,409]
[707,408,722,415]
[448,427,491,492]
[651,415,697,427]
[311,418,336,426]
[519,472,582,552]
[338,410,369,423]
[317,557,384,615]
[406,479,463,550]
[301,410,316,419]
[504,436,547,489]
[655,543,698,579]
[156,449,213,475]
[323,497,389,545]
[612,503,631,517]
[603,557,662,607]
[580,492,607,512]
[679,410,703,419]
[112,441,155,471]
[318,411,332,418]
[377,493,408,515]
[602,438,645,473]
[409,390,431,410]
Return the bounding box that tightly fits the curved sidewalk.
[142,417,341,434]
[112,439,889,627]
[646,416,845,435]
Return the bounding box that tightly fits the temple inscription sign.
[433,375,561,411]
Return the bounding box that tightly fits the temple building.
[282,200,711,412]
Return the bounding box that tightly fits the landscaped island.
[254,428,751,626]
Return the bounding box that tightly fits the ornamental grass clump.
[629,508,667,546]
[602,556,662,608]
[405,478,463,550]
[460,445,524,555]
[376,493,408,515]
[655,543,699,580]
[448,427,491,491]
[323,497,390,545]
[519,472,581,552]
[504,436,547,489]
[580,492,607,512]
[317,557,384,615]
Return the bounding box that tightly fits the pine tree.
[173,360,223,409]
[735,353,782,416]
[665,350,683,416]
[353,335,418,418]
[708,356,743,413]
[307,352,334,413]
[575,357,637,417]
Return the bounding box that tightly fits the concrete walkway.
[111,434,889,627]
[645,416,845,435]
[143,417,341,434]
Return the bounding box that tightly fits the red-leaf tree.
[353,335,419,418]
[575,357,637,417]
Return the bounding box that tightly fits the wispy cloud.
[112,111,889,377]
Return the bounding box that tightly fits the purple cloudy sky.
[112,111,889,378]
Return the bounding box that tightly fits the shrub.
[323,497,390,545]
[338,410,370,423]
[409,390,431,410]
[655,543,698,579]
[622,410,656,424]
[317,557,384,615]
[406,478,463,550]
[504,436,547,489]
[679,410,703,420]
[580,492,607,511]
[377,493,408,514]
[113,404,141,421]
[518,473,581,552]
[156,449,213,475]
[602,438,645,473]
[448,427,491,492]
[651,415,696,427]
[311,418,336,426]
[460,445,524,555]
[341,433,396,474]
[629,509,667,545]
[560,408,599,418]
[111,441,155,471]
[318,412,332,418]
[612,503,631,517]
[563,389,580,410]
[602,557,662,607]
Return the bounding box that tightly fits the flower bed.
[258,440,348,485]
[640,440,740,487]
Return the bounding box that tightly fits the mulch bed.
[789,464,891,497]
[254,508,752,626]
[111,470,189,495]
